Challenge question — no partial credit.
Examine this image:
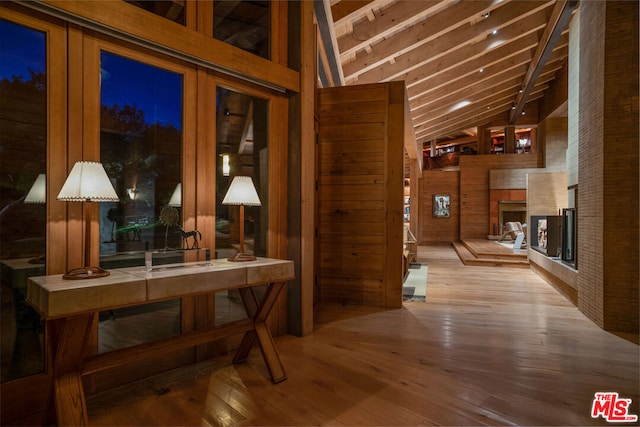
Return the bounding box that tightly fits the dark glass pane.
[0,19,46,382]
[214,1,270,59]
[125,0,185,25]
[215,86,270,323]
[99,51,183,352]
[215,86,268,261]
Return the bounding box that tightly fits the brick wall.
[459,154,543,239]
[577,1,639,333]
[419,169,459,243]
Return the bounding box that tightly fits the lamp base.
[28,254,46,264]
[227,253,257,262]
[63,266,110,280]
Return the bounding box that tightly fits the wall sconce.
[222,154,230,177]
[222,176,261,262]
[57,161,119,279]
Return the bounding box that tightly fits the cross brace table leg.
[233,282,287,383]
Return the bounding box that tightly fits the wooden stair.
[452,239,530,268]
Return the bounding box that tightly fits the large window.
[214,1,270,59]
[0,19,46,382]
[98,51,184,352]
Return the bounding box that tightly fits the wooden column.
[504,126,516,154]
[577,0,639,333]
[477,125,492,154]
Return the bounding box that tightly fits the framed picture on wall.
[433,195,450,218]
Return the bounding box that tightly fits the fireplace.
[498,200,526,235]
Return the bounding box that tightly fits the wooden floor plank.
[87,245,639,426]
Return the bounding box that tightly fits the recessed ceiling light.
[481,12,490,19]
[492,29,498,35]
[479,68,484,73]
[450,100,472,112]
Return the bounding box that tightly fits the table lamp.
[222,176,261,262]
[57,161,119,279]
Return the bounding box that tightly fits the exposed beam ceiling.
[320,0,575,147]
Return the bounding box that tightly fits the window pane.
[215,86,268,260]
[215,86,269,325]
[126,1,185,25]
[214,1,270,59]
[0,19,46,382]
[99,51,183,352]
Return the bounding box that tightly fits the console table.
[27,258,294,426]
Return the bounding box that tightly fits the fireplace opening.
[498,201,527,237]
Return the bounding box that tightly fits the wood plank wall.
[460,154,543,239]
[316,82,404,308]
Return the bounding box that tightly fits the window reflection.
[98,51,184,352]
[214,0,270,59]
[215,87,268,261]
[0,19,46,382]
[126,0,186,25]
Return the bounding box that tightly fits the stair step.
[452,241,530,268]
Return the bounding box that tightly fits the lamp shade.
[24,174,46,204]
[57,161,119,202]
[168,183,182,207]
[222,176,261,206]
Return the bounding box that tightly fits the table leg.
[233,282,287,383]
[44,314,94,426]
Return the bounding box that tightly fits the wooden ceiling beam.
[332,0,390,38]
[337,1,449,60]
[407,32,568,101]
[368,4,552,85]
[330,0,374,24]
[415,84,548,136]
[413,76,533,124]
[315,0,345,86]
[342,0,500,81]
[410,43,568,114]
[348,1,553,84]
[416,92,545,143]
[414,85,538,133]
[509,0,577,123]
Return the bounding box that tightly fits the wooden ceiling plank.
[415,85,547,136]
[331,0,374,24]
[342,0,500,80]
[356,3,552,85]
[407,32,548,100]
[420,88,548,138]
[412,76,529,124]
[410,43,568,113]
[337,1,447,60]
[414,78,552,133]
[509,0,577,122]
[417,93,545,142]
[414,83,533,130]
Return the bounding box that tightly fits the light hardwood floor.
[87,245,639,426]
